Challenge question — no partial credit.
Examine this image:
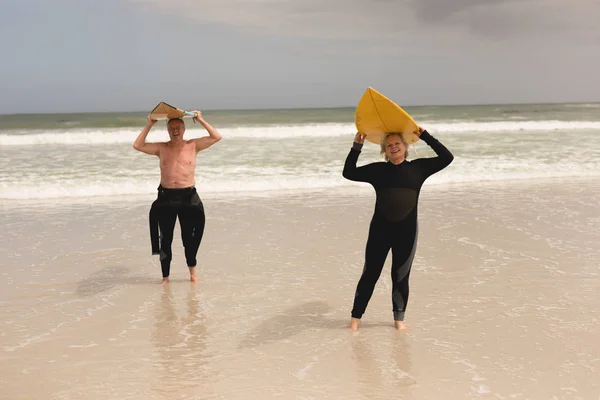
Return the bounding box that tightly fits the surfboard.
[149,102,196,120]
[354,87,420,145]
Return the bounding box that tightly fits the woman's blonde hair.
[380,133,409,161]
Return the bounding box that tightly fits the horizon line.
[1,99,599,117]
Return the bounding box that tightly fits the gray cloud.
[412,0,599,41]
[131,0,411,39]
[131,0,599,44]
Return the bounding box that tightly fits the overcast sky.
[1,0,599,113]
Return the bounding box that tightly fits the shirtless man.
[133,111,222,284]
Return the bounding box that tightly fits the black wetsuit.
[343,131,453,321]
[149,185,206,278]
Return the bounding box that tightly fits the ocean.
[1,103,600,200]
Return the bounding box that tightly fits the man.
[133,111,222,284]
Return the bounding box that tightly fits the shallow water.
[1,179,599,399]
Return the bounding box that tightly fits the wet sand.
[1,178,599,400]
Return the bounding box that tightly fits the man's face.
[167,119,185,139]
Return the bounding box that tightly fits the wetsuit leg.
[351,220,391,319]
[390,221,418,321]
[152,201,178,278]
[178,193,206,267]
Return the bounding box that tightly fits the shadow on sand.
[239,301,402,349]
[75,265,159,297]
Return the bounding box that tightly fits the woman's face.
[385,134,406,163]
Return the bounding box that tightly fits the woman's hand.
[354,132,365,144]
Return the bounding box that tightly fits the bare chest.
[160,142,197,169]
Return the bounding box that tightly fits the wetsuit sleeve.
[413,130,454,177]
[342,144,376,183]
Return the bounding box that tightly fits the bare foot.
[161,277,169,285]
[348,318,360,332]
[394,320,410,331]
[189,267,198,283]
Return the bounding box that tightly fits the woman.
[343,127,453,331]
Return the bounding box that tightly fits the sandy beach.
[1,178,600,400]
[3,1,600,398]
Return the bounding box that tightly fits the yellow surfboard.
[149,102,196,120]
[354,87,420,145]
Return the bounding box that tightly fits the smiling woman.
[380,132,409,162]
[342,127,454,332]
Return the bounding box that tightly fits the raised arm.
[190,111,222,152]
[133,116,161,156]
[342,133,377,183]
[414,127,454,176]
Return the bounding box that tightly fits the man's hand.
[354,132,365,144]
[417,126,424,135]
[147,115,158,125]
[192,110,203,122]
